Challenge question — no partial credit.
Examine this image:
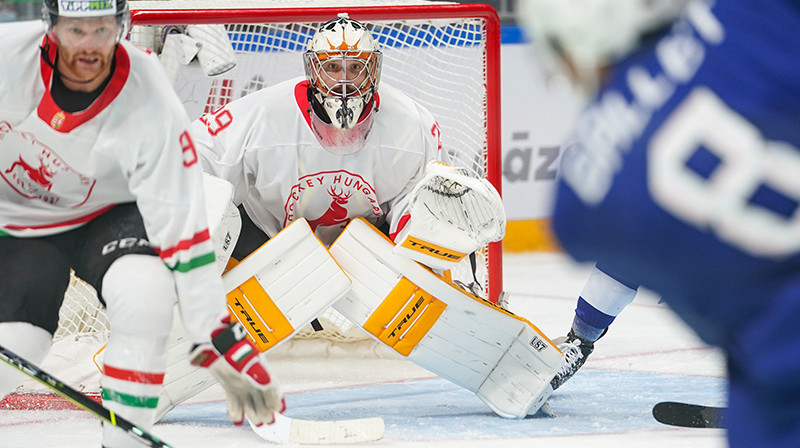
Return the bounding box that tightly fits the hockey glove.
[189,318,284,426]
[393,161,506,271]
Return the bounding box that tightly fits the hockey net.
[53,0,502,351]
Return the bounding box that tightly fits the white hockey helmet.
[304,13,383,154]
[517,0,689,93]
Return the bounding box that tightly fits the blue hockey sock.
[572,297,614,342]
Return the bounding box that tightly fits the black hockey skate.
[549,329,599,390]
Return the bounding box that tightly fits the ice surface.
[0,253,728,448]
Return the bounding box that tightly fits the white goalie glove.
[393,161,506,271]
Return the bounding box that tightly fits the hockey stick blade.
[250,413,385,444]
[0,344,174,448]
[652,401,725,429]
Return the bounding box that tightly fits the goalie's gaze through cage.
[56,0,502,347]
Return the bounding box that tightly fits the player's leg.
[74,204,176,448]
[0,238,69,398]
[550,264,638,390]
[154,204,269,421]
[157,217,351,422]
[574,264,637,340]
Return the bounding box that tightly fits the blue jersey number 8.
[648,87,800,258]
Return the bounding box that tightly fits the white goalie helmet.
[517,0,690,94]
[304,13,383,155]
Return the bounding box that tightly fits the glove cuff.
[188,344,219,368]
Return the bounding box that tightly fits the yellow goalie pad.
[223,218,351,352]
[329,218,563,419]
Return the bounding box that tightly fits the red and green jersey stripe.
[102,389,159,409]
[102,365,164,409]
[154,229,216,272]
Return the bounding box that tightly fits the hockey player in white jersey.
[0,1,283,446]
[156,15,564,433]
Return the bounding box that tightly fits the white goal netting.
[55,0,502,352]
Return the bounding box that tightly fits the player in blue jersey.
[520,0,800,447]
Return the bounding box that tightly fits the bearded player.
[0,1,282,446]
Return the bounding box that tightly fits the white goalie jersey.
[191,77,445,246]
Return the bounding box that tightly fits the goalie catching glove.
[394,161,506,271]
[189,317,285,426]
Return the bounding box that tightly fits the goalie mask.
[304,13,383,155]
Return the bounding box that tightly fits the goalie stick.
[652,401,726,429]
[0,344,174,448]
[250,413,385,444]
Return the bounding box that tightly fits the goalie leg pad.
[155,313,217,421]
[156,219,350,419]
[329,218,563,418]
[223,218,351,352]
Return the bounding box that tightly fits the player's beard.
[56,46,115,92]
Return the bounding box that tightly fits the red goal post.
[55,1,503,343]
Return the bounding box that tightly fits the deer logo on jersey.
[284,170,383,245]
[308,185,352,232]
[0,121,96,207]
[6,155,55,191]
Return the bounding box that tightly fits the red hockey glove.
[189,318,285,426]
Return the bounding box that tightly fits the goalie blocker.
[330,218,563,418]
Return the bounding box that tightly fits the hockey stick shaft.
[0,344,174,448]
